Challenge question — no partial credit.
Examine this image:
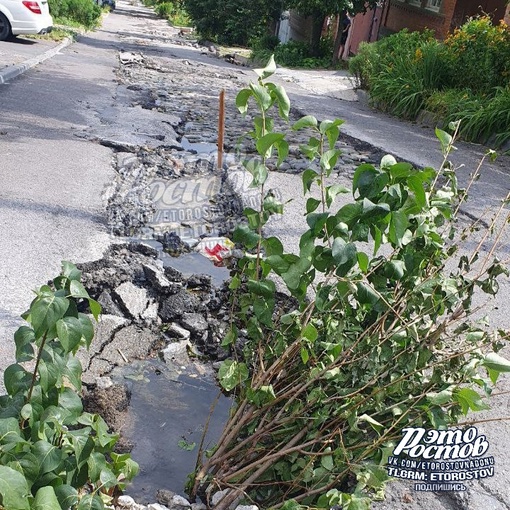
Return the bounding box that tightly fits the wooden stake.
[218,89,225,169]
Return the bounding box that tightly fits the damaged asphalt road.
[1,0,510,508]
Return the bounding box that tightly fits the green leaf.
[76,494,104,510]
[320,149,341,171]
[77,314,94,349]
[245,158,268,187]
[292,115,318,131]
[326,184,349,207]
[69,280,89,300]
[178,439,197,451]
[267,82,290,119]
[56,317,83,353]
[426,389,452,405]
[14,326,35,362]
[435,127,453,153]
[218,360,249,391]
[250,82,272,110]
[388,211,409,247]
[61,261,82,282]
[30,294,69,338]
[62,356,82,391]
[336,202,363,227]
[59,388,83,423]
[408,174,427,208]
[247,279,276,299]
[384,260,406,280]
[33,486,61,510]
[87,452,106,483]
[483,352,510,373]
[306,212,329,234]
[356,282,379,306]
[380,154,397,169]
[332,238,357,276]
[99,467,118,488]
[321,453,334,471]
[302,169,317,194]
[301,323,318,343]
[4,364,32,396]
[263,237,284,256]
[88,300,101,322]
[254,54,276,80]
[32,440,63,474]
[319,119,344,135]
[54,485,79,510]
[0,418,22,444]
[454,388,488,415]
[236,88,252,115]
[357,252,369,273]
[233,224,260,249]
[0,466,31,510]
[256,132,285,159]
[306,198,321,214]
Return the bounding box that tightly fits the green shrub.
[252,39,331,68]
[425,86,510,148]
[49,0,102,28]
[250,33,280,52]
[188,58,510,510]
[149,0,191,26]
[0,262,138,509]
[348,29,435,90]
[444,16,510,93]
[183,0,282,46]
[155,1,174,18]
[368,40,447,119]
[348,41,378,89]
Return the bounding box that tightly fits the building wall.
[382,0,456,39]
[381,0,508,40]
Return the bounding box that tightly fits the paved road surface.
[0,3,509,509]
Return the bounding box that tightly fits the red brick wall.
[383,0,455,39]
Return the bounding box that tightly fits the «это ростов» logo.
[386,427,495,492]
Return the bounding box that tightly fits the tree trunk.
[309,10,325,57]
[332,14,342,65]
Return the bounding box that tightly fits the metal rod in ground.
[218,89,225,169]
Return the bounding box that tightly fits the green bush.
[183,0,282,46]
[149,0,191,26]
[0,262,138,509]
[250,33,280,52]
[252,39,332,68]
[49,0,101,28]
[444,16,510,93]
[188,58,510,510]
[155,1,174,18]
[426,86,510,148]
[368,39,448,119]
[349,18,510,146]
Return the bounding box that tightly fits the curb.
[0,36,73,85]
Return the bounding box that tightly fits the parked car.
[95,0,115,10]
[0,0,52,41]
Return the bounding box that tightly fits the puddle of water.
[181,136,218,156]
[161,251,230,287]
[116,360,232,504]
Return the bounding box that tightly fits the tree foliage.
[183,0,284,46]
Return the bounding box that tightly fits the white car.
[0,0,52,41]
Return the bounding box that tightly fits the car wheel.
[0,13,12,41]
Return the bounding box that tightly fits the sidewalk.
[0,36,71,84]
